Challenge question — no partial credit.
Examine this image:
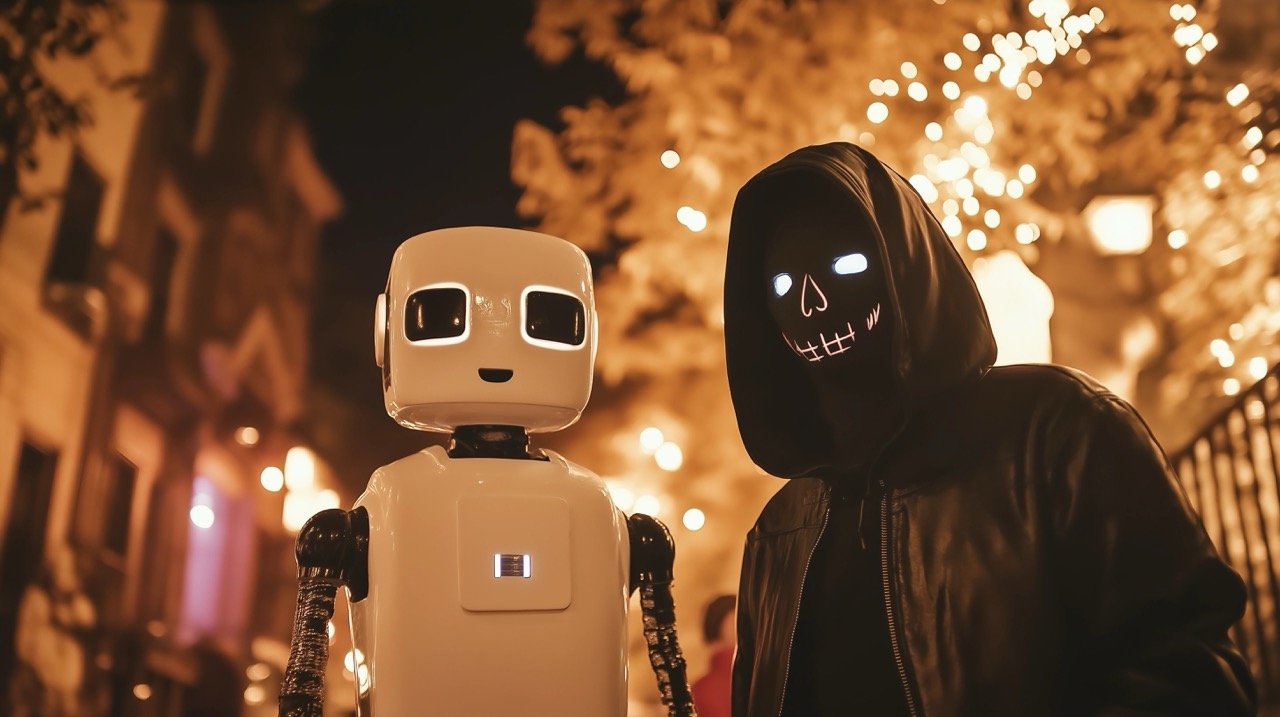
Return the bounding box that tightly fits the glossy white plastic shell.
[348,446,630,717]
[378,227,597,433]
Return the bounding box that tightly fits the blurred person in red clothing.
[692,594,736,717]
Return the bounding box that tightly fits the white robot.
[278,227,697,717]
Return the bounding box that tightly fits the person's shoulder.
[980,364,1160,457]
[978,363,1125,413]
[747,477,825,540]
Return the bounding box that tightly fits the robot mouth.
[478,368,514,383]
[783,303,882,363]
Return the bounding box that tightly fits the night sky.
[294,1,622,490]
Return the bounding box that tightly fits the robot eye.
[405,287,467,341]
[524,291,585,346]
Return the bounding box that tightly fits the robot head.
[374,227,597,433]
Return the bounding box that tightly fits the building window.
[0,441,59,691]
[44,151,104,286]
[143,229,180,342]
[101,454,138,557]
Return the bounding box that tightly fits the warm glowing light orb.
[634,494,661,516]
[925,122,943,141]
[682,508,706,531]
[1210,339,1230,357]
[190,504,215,529]
[639,426,665,452]
[908,174,939,204]
[1202,170,1221,189]
[1167,229,1189,249]
[1083,195,1155,255]
[971,250,1054,365]
[660,150,681,168]
[244,685,266,706]
[1223,378,1241,396]
[966,229,988,252]
[235,426,260,446]
[284,446,318,491]
[1226,83,1250,107]
[606,481,636,511]
[941,215,962,238]
[260,466,284,492]
[867,102,889,124]
[655,441,684,471]
[1249,357,1269,380]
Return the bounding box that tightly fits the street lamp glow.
[1083,195,1155,255]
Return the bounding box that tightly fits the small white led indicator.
[494,553,532,578]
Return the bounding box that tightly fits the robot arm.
[279,507,369,717]
[628,513,698,717]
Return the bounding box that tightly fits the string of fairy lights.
[641,1,1280,521]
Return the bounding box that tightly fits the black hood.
[724,142,996,479]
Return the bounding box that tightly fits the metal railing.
[1171,365,1280,701]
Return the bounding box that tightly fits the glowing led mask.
[762,183,890,371]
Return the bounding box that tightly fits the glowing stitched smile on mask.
[782,303,882,362]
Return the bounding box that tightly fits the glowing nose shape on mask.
[762,190,888,367]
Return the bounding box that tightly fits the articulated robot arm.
[628,513,698,717]
[279,507,369,717]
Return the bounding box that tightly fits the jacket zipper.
[776,501,830,717]
[881,483,920,717]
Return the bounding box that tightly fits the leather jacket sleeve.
[732,537,755,717]
[1051,394,1256,715]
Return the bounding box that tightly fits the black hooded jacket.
[724,143,1254,716]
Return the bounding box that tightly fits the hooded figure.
[723,143,1254,716]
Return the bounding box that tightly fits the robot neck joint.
[448,424,545,460]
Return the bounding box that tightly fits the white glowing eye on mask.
[772,273,793,296]
[833,253,868,275]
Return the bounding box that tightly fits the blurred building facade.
[0,3,342,715]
